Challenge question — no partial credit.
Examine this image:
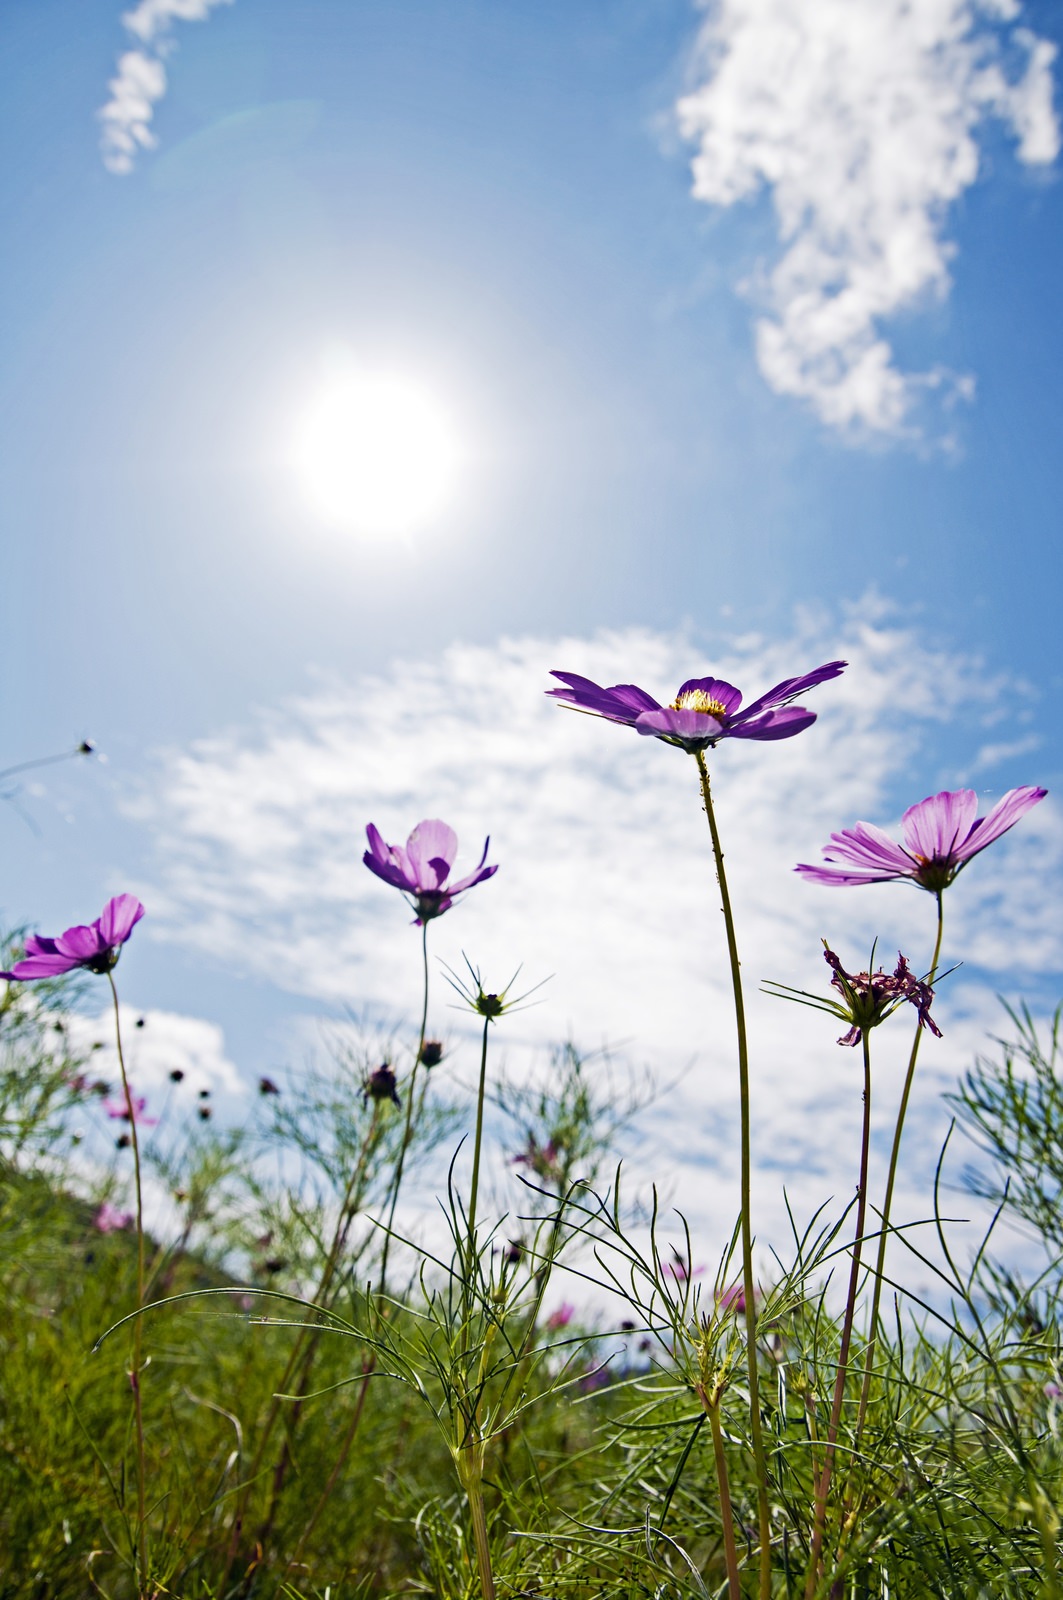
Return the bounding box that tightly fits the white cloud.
[65,1004,244,1101]
[676,0,1059,440]
[98,0,234,174]
[125,613,1060,1275]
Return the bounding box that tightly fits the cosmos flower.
[546,1303,575,1330]
[1,894,145,980]
[546,660,846,753]
[822,946,942,1048]
[104,1095,158,1126]
[363,819,497,923]
[93,1201,134,1233]
[796,787,1047,894]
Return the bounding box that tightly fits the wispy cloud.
[98,0,234,175]
[125,612,1059,1260]
[676,0,1059,441]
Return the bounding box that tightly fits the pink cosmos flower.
[104,1095,158,1127]
[796,788,1046,894]
[363,819,497,924]
[1,894,145,980]
[546,1302,575,1330]
[93,1201,134,1233]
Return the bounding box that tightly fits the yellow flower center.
[672,688,728,718]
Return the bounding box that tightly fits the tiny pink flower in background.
[104,1095,158,1127]
[0,894,145,980]
[363,819,496,924]
[796,787,1047,894]
[512,1137,561,1182]
[546,1302,575,1331]
[94,1201,134,1233]
[717,1282,747,1315]
[665,1249,705,1283]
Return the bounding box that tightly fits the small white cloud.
[676,0,1059,441]
[98,51,167,175]
[65,1005,244,1101]
[98,0,234,174]
[122,0,234,47]
[972,732,1042,770]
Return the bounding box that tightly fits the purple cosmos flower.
[93,1201,134,1233]
[104,1095,158,1127]
[796,787,1047,894]
[547,660,846,753]
[1,894,145,980]
[363,819,497,923]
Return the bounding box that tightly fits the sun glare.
[292,368,462,539]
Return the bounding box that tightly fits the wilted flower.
[547,661,846,753]
[418,1038,445,1069]
[198,1106,212,1121]
[169,1068,185,1083]
[796,787,1047,893]
[258,1075,280,1096]
[364,1063,400,1106]
[93,1201,133,1233]
[363,819,497,924]
[0,894,145,980]
[766,944,943,1048]
[444,957,547,1021]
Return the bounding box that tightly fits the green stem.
[804,1031,873,1599]
[467,1478,497,1600]
[465,1014,492,1311]
[694,750,772,1598]
[704,1392,743,1600]
[107,973,147,1593]
[854,895,944,1448]
[377,919,430,1309]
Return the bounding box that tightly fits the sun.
[292,367,462,539]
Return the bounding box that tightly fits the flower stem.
[467,1477,497,1600]
[854,895,944,1449]
[107,972,147,1593]
[804,1031,873,1599]
[702,1387,743,1600]
[377,919,430,1308]
[694,750,772,1598]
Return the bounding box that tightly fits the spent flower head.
[796,786,1047,894]
[1,894,144,981]
[765,942,944,1048]
[363,818,497,924]
[364,1062,401,1107]
[443,955,549,1021]
[547,659,845,753]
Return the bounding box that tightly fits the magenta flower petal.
[726,706,816,740]
[549,660,845,753]
[97,894,146,947]
[405,820,458,891]
[798,786,1047,893]
[1,952,82,979]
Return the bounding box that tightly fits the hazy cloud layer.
[677,0,1059,440]
[126,615,1059,1268]
[98,0,234,174]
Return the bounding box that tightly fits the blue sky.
[2,0,1061,1264]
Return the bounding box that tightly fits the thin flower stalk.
[106,971,149,1593]
[695,750,773,1599]
[854,894,945,1448]
[804,1029,874,1600]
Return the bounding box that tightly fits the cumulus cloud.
[676,0,1059,440]
[124,613,1060,1273]
[98,0,234,174]
[65,1004,244,1101]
